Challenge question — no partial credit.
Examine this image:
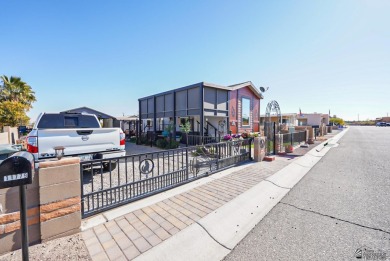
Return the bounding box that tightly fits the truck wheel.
[103,162,117,171]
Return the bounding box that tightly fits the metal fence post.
[249,138,253,160]
[80,164,84,218]
[19,185,29,261]
[185,148,189,180]
[273,122,276,155]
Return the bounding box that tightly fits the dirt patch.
[0,233,91,261]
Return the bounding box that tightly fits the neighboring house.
[113,115,138,135]
[138,81,263,138]
[61,106,116,127]
[260,113,298,127]
[376,116,390,123]
[297,112,329,126]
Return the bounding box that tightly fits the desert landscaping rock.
[0,233,91,261]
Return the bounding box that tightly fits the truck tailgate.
[37,128,121,158]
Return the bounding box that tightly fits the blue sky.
[1,0,389,121]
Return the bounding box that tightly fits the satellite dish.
[259,86,269,93]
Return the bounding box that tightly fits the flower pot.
[285,146,294,153]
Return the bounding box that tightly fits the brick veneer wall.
[0,157,81,255]
[228,86,261,134]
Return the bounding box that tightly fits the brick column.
[253,136,266,162]
[307,127,315,144]
[275,133,283,154]
[38,158,81,242]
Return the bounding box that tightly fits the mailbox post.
[0,152,34,261]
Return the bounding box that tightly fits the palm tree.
[0,75,36,127]
[0,75,36,111]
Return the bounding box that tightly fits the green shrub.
[139,135,149,145]
[156,139,179,149]
[165,140,179,149]
[156,139,168,149]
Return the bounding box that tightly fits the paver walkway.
[81,146,315,261]
[81,128,347,261]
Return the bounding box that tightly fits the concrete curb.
[134,128,349,261]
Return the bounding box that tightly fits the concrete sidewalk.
[81,130,346,261]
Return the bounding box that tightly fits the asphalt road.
[224,126,390,261]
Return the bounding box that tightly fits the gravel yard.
[0,234,91,261]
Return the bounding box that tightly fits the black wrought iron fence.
[186,134,220,146]
[264,122,276,155]
[80,139,252,218]
[281,131,307,147]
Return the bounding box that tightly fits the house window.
[241,97,250,127]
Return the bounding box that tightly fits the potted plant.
[163,123,173,137]
[223,134,232,141]
[285,144,294,153]
[241,132,249,139]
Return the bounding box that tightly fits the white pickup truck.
[26,112,126,170]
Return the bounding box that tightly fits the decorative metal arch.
[265,100,282,124]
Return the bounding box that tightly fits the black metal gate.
[80,139,252,218]
[264,100,281,155]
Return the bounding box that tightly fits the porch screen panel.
[176,90,187,117]
[156,96,164,118]
[188,109,201,115]
[140,99,148,119]
[164,93,174,117]
[204,87,216,109]
[188,87,201,115]
[217,90,228,111]
[147,98,154,118]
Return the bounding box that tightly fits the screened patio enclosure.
[138,82,230,142]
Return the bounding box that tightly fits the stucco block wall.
[38,158,81,242]
[0,157,81,255]
[0,133,9,144]
[0,127,19,144]
[0,170,41,254]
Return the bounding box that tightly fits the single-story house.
[376,117,390,123]
[297,113,330,126]
[260,113,298,127]
[61,106,116,127]
[113,115,139,136]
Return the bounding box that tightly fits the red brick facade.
[229,86,260,134]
